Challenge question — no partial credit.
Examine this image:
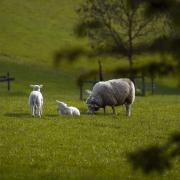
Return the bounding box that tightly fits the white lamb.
[29,85,43,117]
[56,100,80,116]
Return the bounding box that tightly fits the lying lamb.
[56,100,80,116]
[86,78,135,117]
[29,85,43,117]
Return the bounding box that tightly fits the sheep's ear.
[94,104,99,108]
[30,85,34,88]
[40,85,43,88]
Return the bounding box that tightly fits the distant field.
[0,0,176,70]
[0,0,83,65]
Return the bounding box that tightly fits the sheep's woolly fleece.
[86,78,135,116]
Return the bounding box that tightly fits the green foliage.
[76,0,167,58]
[129,0,180,85]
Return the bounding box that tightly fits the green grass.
[1,92,180,179]
[0,56,180,179]
[0,0,180,179]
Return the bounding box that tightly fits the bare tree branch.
[132,17,154,40]
[73,0,165,70]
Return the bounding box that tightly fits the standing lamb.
[86,78,135,117]
[56,100,80,116]
[29,85,43,117]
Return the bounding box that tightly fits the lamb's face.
[30,85,43,91]
[56,100,67,111]
[86,97,100,113]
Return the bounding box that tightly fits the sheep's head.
[30,85,43,91]
[86,97,100,114]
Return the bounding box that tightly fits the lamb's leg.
[125,104,131,117]
[31,106,35,117]
[37,106,41,118]
[39,105,42,117]
[40,107,42,117]
[34,105,37,115]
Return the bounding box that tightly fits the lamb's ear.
[85,89,92,96]
[30,85,34,88]
[56,100,67,107]
[40,85,43,88]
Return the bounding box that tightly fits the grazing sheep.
[56,100,80,116]
[86,78,135,117]
[29,85,43,117]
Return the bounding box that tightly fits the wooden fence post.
[142,75,145,96]
[7,72,10,91]
[80,82,83,100]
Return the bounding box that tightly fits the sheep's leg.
[125,104,131,117]
[103,107,106,114]
[112,106,116,116]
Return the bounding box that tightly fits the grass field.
[1,92,180,179]
[0,0,180,179]
[0,56,180,179]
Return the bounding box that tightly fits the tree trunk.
[98,59,104,81]
[127,15,134,79]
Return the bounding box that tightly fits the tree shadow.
[127,132,180,174]
[154,84,180,95]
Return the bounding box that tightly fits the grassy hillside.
[0,0,83,65]
[0,0,178,75]
[0,55,80,99]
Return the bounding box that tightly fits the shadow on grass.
[0,91,28,97]
[5,112,60,118]
[155,84,180,95]
[45,114,59,118]
[4,112,30,118]
[80,110,115,116]
[127,132,180,174]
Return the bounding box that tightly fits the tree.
[75,0,166,76]
[129,0,180,84]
